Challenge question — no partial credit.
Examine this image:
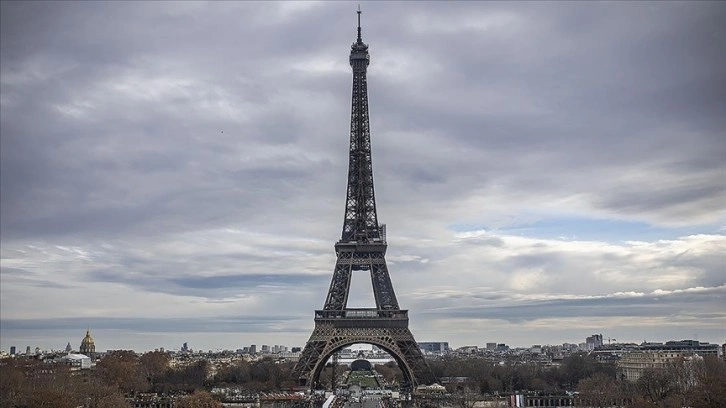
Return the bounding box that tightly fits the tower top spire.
[349,5,369,68]
[357,5,362,43]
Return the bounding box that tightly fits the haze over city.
[1,1,724,353]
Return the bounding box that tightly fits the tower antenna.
[357,5,362,42]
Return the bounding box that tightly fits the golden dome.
[80,329,96,354]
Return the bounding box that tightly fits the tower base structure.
[293,309,435,389]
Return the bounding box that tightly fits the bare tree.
[688,355,726,408]
[577,372,620,408]
[139,350,171,390]
[454,385,480,408]
[176,390,223,408]
[636,368,679,408]
[96,350,149,393]
[0,358,26,406]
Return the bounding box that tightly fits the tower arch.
[310,339,416,389]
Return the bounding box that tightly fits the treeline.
[428,353,616,393]
[213,357,297,390]
[0,350,313,408]
[0,350,287,407]
[2,351,724,408]
[427,353,726,408]
[0,356,129,407]
[95,350,209,394]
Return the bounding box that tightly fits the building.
[617,340,718,382]
[79,329,96,356]
[61,353,92,370]
[278,351,301,363]
[456,346,479,354]
[419,342,449,353]
[10,346,16,355]
[511,394,574,407]
[486,343,497,351]
[640,340,720,356]
[619,350,690,382]
[585,334,603,351]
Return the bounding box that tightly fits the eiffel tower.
[292,10,434,390]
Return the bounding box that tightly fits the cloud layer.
[1,2,724,351]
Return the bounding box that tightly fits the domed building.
[350,359,373,371]
[79,329,96,356]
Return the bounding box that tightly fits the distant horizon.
[2,327,723,354]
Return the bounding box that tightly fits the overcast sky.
[1,1,725,353]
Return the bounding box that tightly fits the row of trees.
[427,354,725,408]
[0,358,128,408]
[576,356,726,408]
[95,350,310,394]
[2,351,724,407]
[92,350,209,394]
[428,353,617,393]
[0,351,224,407]
[213,357,297,390]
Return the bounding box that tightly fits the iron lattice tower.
[292,10,434,390]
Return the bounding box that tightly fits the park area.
[346,370,380,388]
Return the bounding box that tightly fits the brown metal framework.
[292,10,434,390]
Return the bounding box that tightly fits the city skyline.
[3,330,721,355]
[1,2,725,352]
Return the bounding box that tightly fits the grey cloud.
[86,268,328,298]
[3,1,724,240]
[1,316,307,333]
[595,182,726,217]
[171,274,325,290]
[459,236,505,247]
[504,252,565,270]
[0,267,74,289]
[420,286,726,323]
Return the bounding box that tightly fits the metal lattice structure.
[292,10,434,390]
